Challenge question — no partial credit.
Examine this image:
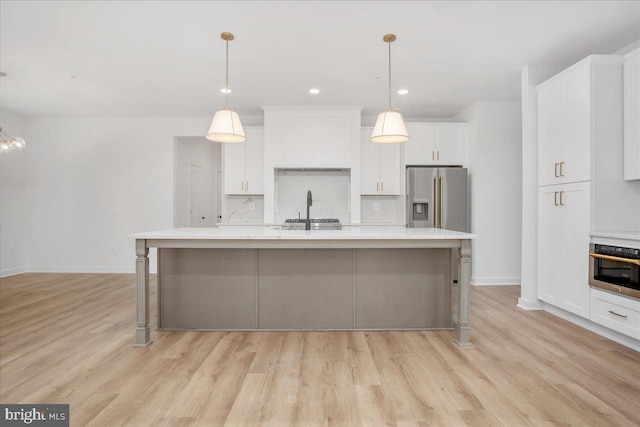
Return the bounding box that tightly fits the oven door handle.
[589,253,640,266]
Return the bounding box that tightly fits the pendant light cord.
[388,40,392,111]
[225,38,229,109]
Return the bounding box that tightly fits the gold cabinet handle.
[381,181,384,191]
[437,151,440,161]
[559,161,565,177]
[554,191,559,206]
[432,151,435,161]
[559,191,565,206]
[376,182,379,191]
[246,181,249,192]
[554,163,559,177]
[590,253,640,266]
[608,310,628,318]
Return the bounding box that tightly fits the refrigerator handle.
[439,175,444,229]
[433,176,438,228]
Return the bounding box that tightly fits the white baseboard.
[541,302,640,351]
[517,297,543,310]
[471,276,521,286]
[0,267,27,278]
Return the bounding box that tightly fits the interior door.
[188,164,204,227]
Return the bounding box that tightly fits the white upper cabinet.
[223,126,264,195]
[269,108,361,168]
[538,64,592,185]
[537,56,626,186]
[360,128,400,195]
[404,123,468,166]
[624,49,640,181]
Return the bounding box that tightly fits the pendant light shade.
[207,109,246,143]
[371,34,409,144]
[206,32,246,143]
[371,110,409,143]
[0,127,27,153]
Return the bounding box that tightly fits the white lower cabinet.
[590,288,640,339]
[538,181,591,318]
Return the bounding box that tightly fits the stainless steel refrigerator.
[406,166,468,231]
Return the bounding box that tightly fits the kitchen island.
[130,226,476,347]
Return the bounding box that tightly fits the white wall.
[0,108,29,277]
[456,102,523,285]
[22,116,210,273]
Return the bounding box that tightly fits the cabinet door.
[538,186,563,305]
[563,68,592,184]
[378,143,401,194]
[223,142,246,195]
[560,181,591,318]
[538,83,566,186]
[244,127,264,195]
[624,50,640,181]
[404,124,436,165]
[361,128,381,195]
[434,125,467,166]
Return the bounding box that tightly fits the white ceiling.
[1,1,639,122]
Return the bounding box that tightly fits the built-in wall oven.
[589,243,640,299]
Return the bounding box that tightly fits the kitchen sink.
[281,218,342,230]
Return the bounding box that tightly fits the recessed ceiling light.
[220,88,231,94]
[398,89,409,95]
[309,88,320,94]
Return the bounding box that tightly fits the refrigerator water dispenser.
[412,201,428,221]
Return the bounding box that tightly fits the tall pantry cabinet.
[537,55,625,318]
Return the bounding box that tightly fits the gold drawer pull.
[608,310,628,318]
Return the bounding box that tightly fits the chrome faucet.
[305,190,313,231]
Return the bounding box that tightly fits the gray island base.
[131,227,475,347]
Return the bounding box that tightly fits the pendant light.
[0,127,27,153]
[206,32,246,143]
[371,34,409,144]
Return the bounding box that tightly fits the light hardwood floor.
[1,273,638,426]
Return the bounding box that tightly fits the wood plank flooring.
[1,273,638,426]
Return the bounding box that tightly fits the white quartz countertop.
[130,226,476,240]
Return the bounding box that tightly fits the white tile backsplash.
[224,196,264,223]
[275,170,350,223]
[360,195,405,224]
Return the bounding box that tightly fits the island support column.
[456,239,472,346]
[134,239,152,347]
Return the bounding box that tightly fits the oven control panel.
[593,244,640,259]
